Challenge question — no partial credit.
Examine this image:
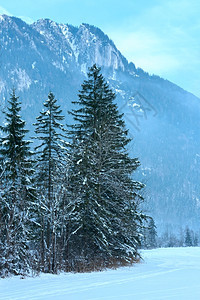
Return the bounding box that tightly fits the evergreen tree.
[66,65,146,271]
[0,90,35,277]
[185,227,193,247]
[193,233,198,246]
[34,92,68,273]
[147,218,157,249]
[142,218,157,249]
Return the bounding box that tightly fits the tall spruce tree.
[185,227,193,247]
[67,65,146,271]
[0,90,35,277]
[34,92,68,273]
[143,218,157,249]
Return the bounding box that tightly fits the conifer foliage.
[66,65,146,270]
[34,92,68,273]
[0,69,148,276]
[142,218,157,249]
[0,90,35,277]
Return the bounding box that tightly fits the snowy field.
[1,247,200,300]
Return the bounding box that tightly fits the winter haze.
[0,15,200,235]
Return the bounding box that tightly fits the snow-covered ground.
[1,247,200,300]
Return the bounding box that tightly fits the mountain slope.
[0,14,200,234]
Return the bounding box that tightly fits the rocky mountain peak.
[1,15,200,234]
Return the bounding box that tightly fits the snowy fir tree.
[146,218,157,249]
[193,233,199,246]
[0,90,36,277]
[66,64,147,271]
[185,227,193,247]
[141,218,157,249]
[33,92,68,273]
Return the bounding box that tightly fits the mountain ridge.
[0,14,200,235]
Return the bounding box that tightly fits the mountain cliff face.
[0,14,200,234]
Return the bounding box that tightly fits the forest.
[0,65,151,277]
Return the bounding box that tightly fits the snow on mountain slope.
[31,19,127,72]
[0,15,200,234]
[0,247,200,300]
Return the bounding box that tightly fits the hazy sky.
[0,0,200,97]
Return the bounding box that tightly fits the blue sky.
[0,0,200,97]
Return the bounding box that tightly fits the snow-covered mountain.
[0,14,200,234]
